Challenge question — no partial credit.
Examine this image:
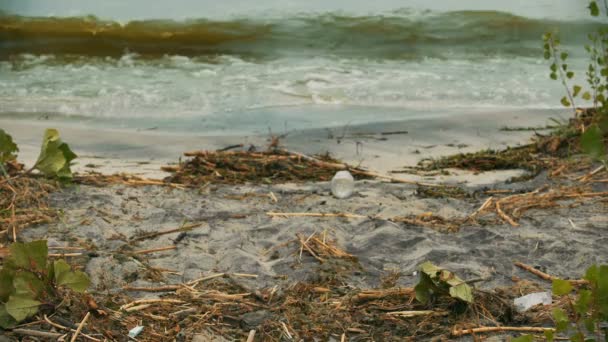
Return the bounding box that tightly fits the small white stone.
[514,292,552,312]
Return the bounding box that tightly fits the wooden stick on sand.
[452,326,554,337]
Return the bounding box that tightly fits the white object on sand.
[128,326,144,338]
[331,170,354,199]
[514,291,552,312]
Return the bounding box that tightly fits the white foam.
[0,52,591,130]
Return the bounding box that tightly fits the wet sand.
[1,107,562,182]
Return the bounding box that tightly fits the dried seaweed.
[0,176,57,241]
[163,150,372,185]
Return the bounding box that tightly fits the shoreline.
[1,107,564,183]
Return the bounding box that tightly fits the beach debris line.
[162,148,432,185]
[471,186,608,227]
[162,149,372,185]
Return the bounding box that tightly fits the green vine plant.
[514,264,607,342]
[0,129,19,179]
[543,1,608,167]
[0,240,91,329]
[0,128,77,180]
[414,261,474,304]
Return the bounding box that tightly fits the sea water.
[0,1,599,134]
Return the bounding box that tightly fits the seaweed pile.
[163,150,372,186]
[0,176,57,242]
[418,108,607,175]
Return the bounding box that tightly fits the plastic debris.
[331,170,354,199]
[514,291,552,312]
[128,326,144,338]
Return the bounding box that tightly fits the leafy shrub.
[0,240,90,329]
[543,1,608,165]
[547,265,608,342]
[515,264,607,342]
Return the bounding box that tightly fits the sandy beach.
[2,106,607,340]
[2,1,607,339]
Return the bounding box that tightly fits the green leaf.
[414,272,435,304]
[567,71,575,79]
[13,271,45,298]
[449,283,474,303]
[583,317,596,333]
[551,63,558,72]
[570,332,584,342]
[9,240,48,272]
[512,335,534,342]
[598,265,608,318]
[584,265,598,283]
[553,278,573,296]
[589,1,600,16]
[34,129,77,179]
[0,304,17,329]
[550,73,558,80]
[0,129,18,164]
[53,260,90,293]
[573,85,582,97]
[544,51,551,60]
[0,268,15,302]
[582,92,592,101]
[561,96,571,107]
[545,329,555,342]
[415,261,473,303]
[5,295,41,322]
[574,289,592,315]
[552,308,569,332]
[581,124,606,161]
[561,52,569,60]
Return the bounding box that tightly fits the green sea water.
[0,1,602,133]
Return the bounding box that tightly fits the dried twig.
[70,311,91,342]
[267,212,368,219]
[120,299,185,311]
[387,310,447,318]
[44,315,101,342]
[132,246,176,255]
[452,326,554,337]
[352,288,414,303]
[12,329,64,339]
[122,285,181,292]
[514,262,588,285]
[247,330,256,342]
[130,223,202,242]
